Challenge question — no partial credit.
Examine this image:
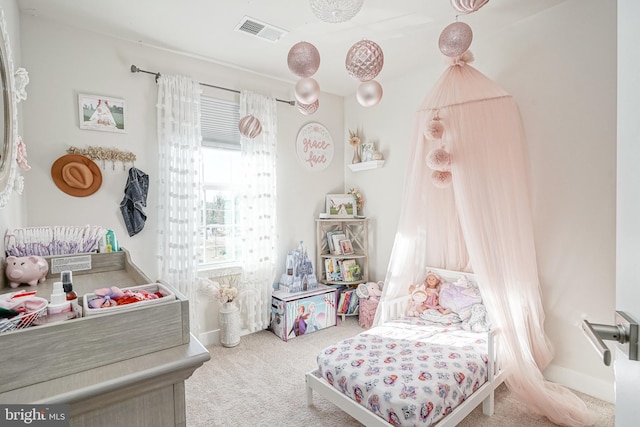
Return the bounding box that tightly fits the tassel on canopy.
[375,52,595,426]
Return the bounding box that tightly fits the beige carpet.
[185,317,614,427]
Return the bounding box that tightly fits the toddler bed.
[305,268,505,426]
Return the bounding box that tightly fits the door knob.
[582,311,638,366]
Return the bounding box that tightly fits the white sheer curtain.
[237,90,278,333]
[375,54,595,426]
[156,75,202,337]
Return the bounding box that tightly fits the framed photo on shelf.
[325,194,357,218]
[339,239,354,255]
[361,141,375,162]
[78,93,126,133]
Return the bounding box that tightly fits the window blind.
[201,96,241,151]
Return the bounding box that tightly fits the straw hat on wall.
[51,154,102,197]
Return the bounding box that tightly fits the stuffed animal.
[5,256,48,288]
[366,281,382,302]
[406,283,428,317]
[358,281,384,329]
[461,303,490,332]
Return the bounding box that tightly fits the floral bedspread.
[317,317,488,426]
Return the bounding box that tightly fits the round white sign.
[296,122,334,171]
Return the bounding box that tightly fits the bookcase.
[315,218,368,320]
[315,218,368,286]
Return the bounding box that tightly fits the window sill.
[198,263,242,278]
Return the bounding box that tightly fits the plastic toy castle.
[279,241,317,293]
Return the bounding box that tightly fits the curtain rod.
[130,65,295,106]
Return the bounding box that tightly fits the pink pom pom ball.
[426,148,451,171]
[424,119,444,140]
[431,170,452,188]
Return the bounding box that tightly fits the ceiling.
[17,0,564,96]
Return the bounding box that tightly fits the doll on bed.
[423,272,451,314]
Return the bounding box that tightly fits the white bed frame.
[306,268,506,426]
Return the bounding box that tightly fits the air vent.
[234,16,288,43]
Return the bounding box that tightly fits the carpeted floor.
[185,317,614,426]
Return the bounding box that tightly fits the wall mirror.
[0,8,18,209]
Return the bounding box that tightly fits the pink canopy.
[374,53,594,426]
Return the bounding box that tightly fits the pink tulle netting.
[375,52,597,426]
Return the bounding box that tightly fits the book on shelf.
[347,291,359,314]
[324,258,342,281]
[339,239,354,255]
[325,230,343,254]
[342,290,352,313]
[340,259,357,282]
[329,232,347,255]
[337,290,347,314]
[337,289,359,314]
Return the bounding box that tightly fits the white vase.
[352,146,361,164]
[219,302,240,348]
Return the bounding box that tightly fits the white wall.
[17,16,344,335]
[346,0,616,402]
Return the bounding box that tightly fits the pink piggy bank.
[5,256,49,288]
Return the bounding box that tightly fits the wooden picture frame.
[78,93,126,133]
[361,141,375,162]
[339,239,354,255]
[325,194,357,218]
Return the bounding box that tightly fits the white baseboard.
[543,363,614,403]
[198,329,220,347]
[198,328,254,347]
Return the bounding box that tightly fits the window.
[199,97,243,266]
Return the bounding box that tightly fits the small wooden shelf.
[348,160,385,172]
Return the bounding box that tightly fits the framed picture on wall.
[78,93,126,133]
[325,194,357,218]
[361,141,375,162]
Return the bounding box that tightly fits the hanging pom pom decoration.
[432,170,452,188]
[438,22,473,57]
[426,148,451,172]
[296,99,319,115]
[238,115,262,139]
[425,118,444,140]
[449,0,490,14]
[287,41,321,78]
[356,80,383,107]
[345,39,384,81]
[294,77,320,104]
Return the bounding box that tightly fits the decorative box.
[270,284,337,342]
[83,282,175,316]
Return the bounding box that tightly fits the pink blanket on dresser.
[317,317,488,426]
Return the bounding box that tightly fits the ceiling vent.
[234,16,288,43]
